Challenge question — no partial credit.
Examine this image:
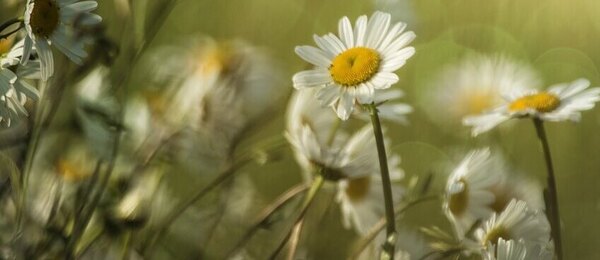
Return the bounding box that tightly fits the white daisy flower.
[286,124,378,183]
[22,0,103,80]
[0,39,40,127]
[354,89,413,124]
[146,38,284,154]
[444,148,502,237]
[483,238,554,260]
[293,11,416,120]
[475,200,551,255]
[425,54,541,127]
[464,78,600,136]
[336,133,404,234]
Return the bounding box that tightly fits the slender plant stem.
[226,183,308,258]
[532,118,562,260]
[120,231,133,260]
[286,219,305,260]
[349,195,440,260]
[368,103,396,260]
[268,175,324,260]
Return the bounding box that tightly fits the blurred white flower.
[336,146,404,235]
[483,238,553,260]
[146,38,284,154]
[464,78,600,136]
[293,11,415,120]
[444,148,502,237]
[425,55,541,128]
[22,0,103,80]
[475,200,552,257]
[0,39,40,127]
[110,167,163,229]
[75,67,119,158]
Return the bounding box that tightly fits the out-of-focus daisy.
[464,78,600,136]
[488,174,544,213]
[359,227,430,260]
[354,89,413,124]
[22,0,103,80]
[293,11,416,120]
[475,200,551,254]
[444,148,502,237]
[146,38,284,155]
[483,238,553,260]
[336,126,404,234]
[0,39,40,127]
[425,55,541,127]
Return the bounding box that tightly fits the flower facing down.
[23,0,103,80]
[293,11,416,120]
[444,148,502,237]
[483,238,553,260]
[464,78,600,136]
[425,55,541,128]
[0,39,40,127]
[475,200,552,257]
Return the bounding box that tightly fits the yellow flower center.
[195,43,235,76]
[483,227,510,246]
[56,159,88,182]
[0,37,14,55]
[508,92,561,113]
[448,179,468,216]
[329,47,380,86]
[345,176,371,202]
[30,0,60,38]
[460,90,495,116]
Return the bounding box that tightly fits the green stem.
[349,195,440,260]
[268,175,324,260]
[226,183,308,258]
[532,118,562,260]
[120,231,133,260]
[368,103,396,260]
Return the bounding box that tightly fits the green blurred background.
[90,0,600,259]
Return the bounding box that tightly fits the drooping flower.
[475,200,552,257]
[293,11,416,120]
[0,39,40,127]
[424,55,541,128]
[483,238,553,260]
[464,78,600,136]
[444,148,502,236]
[22,0,103,80]
[145,38,284,155]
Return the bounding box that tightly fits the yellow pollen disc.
[460,90,495,116]
[329,47,380,86]
[0,37,14,55]
[56,160,88,182]
[448,179,468,216]
[196,43,235,76]
[509,92,560,113]
[483,227,510,246]
[30,0,60,38]
[345,176,371,202]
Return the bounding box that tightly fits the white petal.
[354,15,368,46]
[382,31,416,56]
[316,86,340,106]
[381,47,415,71]
[295,46,331,68]
[36,40,54,80]
[338,16,354,48]
[335,89,354,120]
[292,70,331,89]
[370,72,399,88]
[355,84,374,104]
[463,112,509,136]
[365,12,391,49]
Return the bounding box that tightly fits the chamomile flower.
[0,39,40,127]
[286,124,379,183]
[425,55,541,127]
[22,0,103,80]
[293,11,416,120]
[464,78,600,136]
[483,238,553,260]
[336,126,404,234]
[475,200,551,254]
[147,38,284,155]
[444,148,502,237]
